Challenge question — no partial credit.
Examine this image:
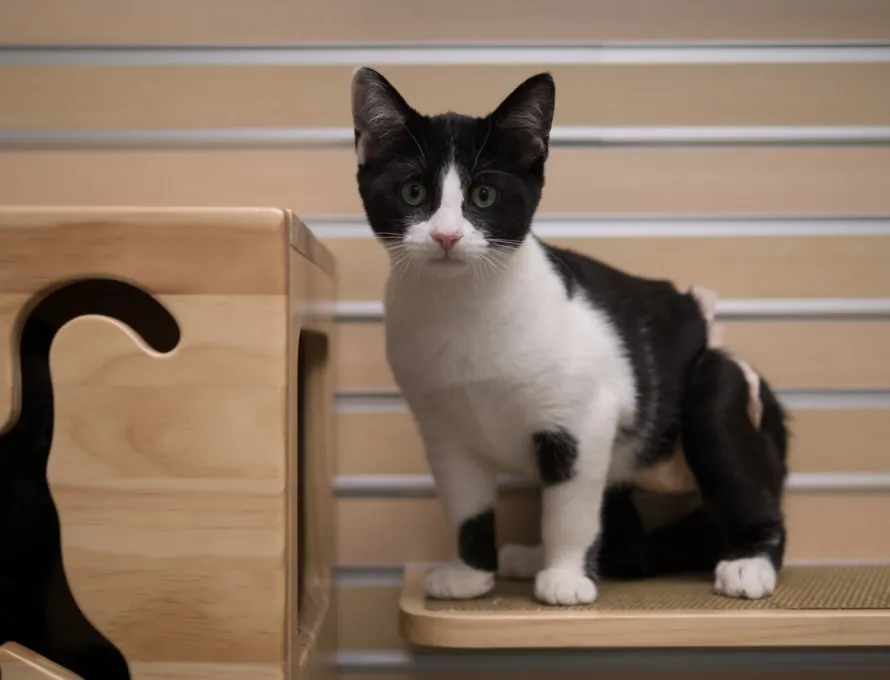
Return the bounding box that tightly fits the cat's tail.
[5,278,181,439]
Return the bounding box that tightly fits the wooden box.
[0,208,336,680]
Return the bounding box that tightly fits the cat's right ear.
[351,67,413,164]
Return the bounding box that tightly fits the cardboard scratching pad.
[400,566,890,649]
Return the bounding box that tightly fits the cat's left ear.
[490,72,555,163]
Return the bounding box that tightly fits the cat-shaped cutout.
[0,278,181,679]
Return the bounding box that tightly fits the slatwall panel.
[3,64,890,128]
[4,1,890,44]
[3,2,890,676]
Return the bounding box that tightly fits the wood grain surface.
[4,0,889,44]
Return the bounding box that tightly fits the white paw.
[534,568,598,606]
[498,544,543,580]
[714,556,777,599]
[424,563,495,600]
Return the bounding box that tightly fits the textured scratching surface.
[426,566,890,612]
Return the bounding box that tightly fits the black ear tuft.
[350,67,414,163]
[491,73,556,162]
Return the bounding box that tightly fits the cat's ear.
[490,73,555,162]
[351,67,414,164]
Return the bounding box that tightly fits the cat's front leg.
[533,401,618,605]
[424,439,498,600]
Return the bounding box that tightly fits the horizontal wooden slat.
[337,493,890,564]
[4,148,890,219]
[327,231,890,302]
[336,408,890,477]
[336,321,890,391]
[4,64,890,128]
[4,0,890,44]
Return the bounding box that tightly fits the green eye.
[471,184,498,208]
[400,181,427,206]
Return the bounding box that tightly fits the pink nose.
[432,232,462,252]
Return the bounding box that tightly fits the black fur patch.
[533,428,579,486]
[458,510,498,572]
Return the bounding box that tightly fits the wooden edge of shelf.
[287,211,336,277]
[399,566,890,649]
[0,643,84,679]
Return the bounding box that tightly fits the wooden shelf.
[0,643,83,679]
[400,565,890,649]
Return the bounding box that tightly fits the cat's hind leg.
[498,543,543,580]
[680,348,789,600]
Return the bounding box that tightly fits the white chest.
[383,241,638,473]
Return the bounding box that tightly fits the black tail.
[4,278,181,443]
[0,278,180,678]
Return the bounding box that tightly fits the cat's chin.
[422,257,472,279]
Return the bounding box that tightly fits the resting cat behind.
[350,67,789,606]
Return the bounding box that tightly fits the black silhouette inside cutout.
[0,278,181,679]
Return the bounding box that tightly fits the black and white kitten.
[351,67,789,605]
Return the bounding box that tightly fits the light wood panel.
[336,493,890,564]
[336,408,890,477]
[3,149,890,218]
[0,208,335,678]
[327,233,890,302]
[288,240,338,679]
[1,295,287,429]
[3,0,889,44]
[0,207,287,294]
[336,321,890,391]
[44,307,288,664]
[340,675,890,680]
[126,664,280,680]
[4,64,890,129]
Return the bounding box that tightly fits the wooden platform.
[400,565,890,649]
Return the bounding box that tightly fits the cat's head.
[351,67,555,278]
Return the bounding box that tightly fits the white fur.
[714,556,777,599]
[401,166,491,272]
[425,562,495,599]
[383,165,638,605]
[499,544,543,580]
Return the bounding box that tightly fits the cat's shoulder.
[535,236,677,299]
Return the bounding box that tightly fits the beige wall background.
[2,1,890,677]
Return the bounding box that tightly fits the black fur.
[0,278,181,679]
[458,510,498,572]
[592,350,789,580]
[533,428,579,486]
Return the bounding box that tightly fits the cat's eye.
[470,184,498,209]
[400,181,428,206]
